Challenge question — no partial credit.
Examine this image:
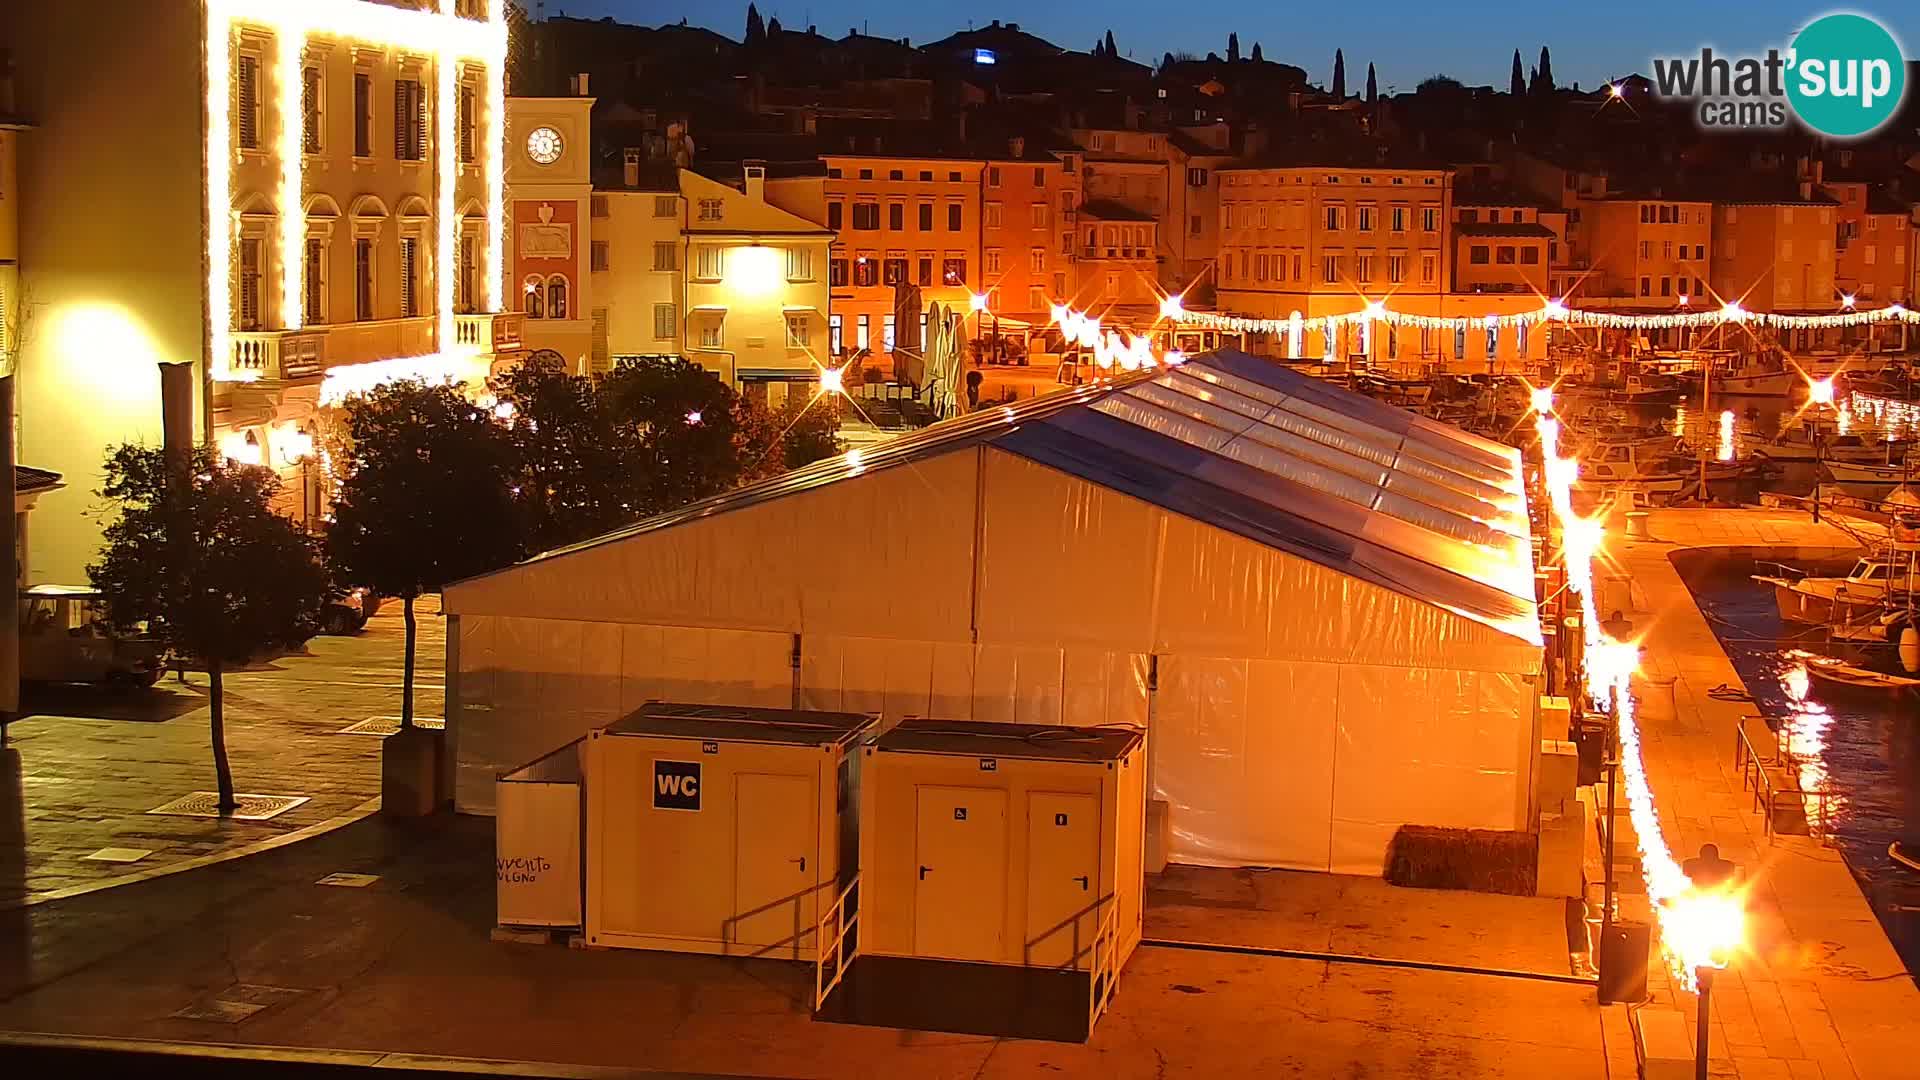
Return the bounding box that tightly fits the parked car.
[320,587,382,635]
[20,585,165,689]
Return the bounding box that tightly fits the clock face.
[526,126,563,165]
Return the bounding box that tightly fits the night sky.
[516,1,1918,94]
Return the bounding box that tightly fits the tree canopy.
[1332,49,1346,97]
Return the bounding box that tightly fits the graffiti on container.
[496,855,555,884]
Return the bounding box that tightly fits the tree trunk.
[400,594,417,732]
[210,661,237,811]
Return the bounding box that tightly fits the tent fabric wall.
[454,615,792,813]
[443,450,979,642]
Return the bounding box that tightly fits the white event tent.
[442,349,1544,875]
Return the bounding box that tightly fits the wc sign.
[652,760,702,811]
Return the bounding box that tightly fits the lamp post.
[1695,965,1715,1080]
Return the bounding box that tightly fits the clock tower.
[506,90,595,372]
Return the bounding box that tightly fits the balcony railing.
[455,311,526,354]
[229,329,328,381]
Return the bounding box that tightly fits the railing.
[812,874,860,1012]
[1086,900,1121,1034]
[1733,718,1839,841]
[228,329,327,381]
[455,311,525,353]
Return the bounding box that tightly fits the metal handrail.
[1087,901,1120,1033]
[813,874,860,1012]
[1733,719,1839,843]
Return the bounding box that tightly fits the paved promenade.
[1614,507,1919,1080]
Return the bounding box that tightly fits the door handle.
[791,856,806,872]
[919,865,931,880]
[1074,875,1089,891]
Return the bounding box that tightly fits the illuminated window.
[786,313,810,348]
[653,303,676,339]
[829,313,843,354]
[883,254,907,285]
[698,316,722,349]
[548,276,570,319]
[883,314,895,351]
[301,65,322,154]
[1518,321,1530,355]
[856,313,869,349]
[943,256,966,285]
[1321,255,1340,283]
[853,255,877,287]
[1453,325,1466,359]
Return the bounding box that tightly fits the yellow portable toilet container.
[822,720,1145,1041]
[584,701,874,959]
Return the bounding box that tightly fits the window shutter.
[302,67,320,154]
[416,80,429,160]
[590,308,609,373]
[394,81,408,159]
[237,56,259,148]
[400,239,417,317]
[354,73,371,156]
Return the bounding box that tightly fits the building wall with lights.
[679,167,832,394]
[3,1,208,585]
[820,154,984,378]
[590,176,681,371]
[978,148,1074,328]
[1711,198,1837,314]
[0,0,514,583]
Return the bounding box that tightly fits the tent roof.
[473,349,1539,644]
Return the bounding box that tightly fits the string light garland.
[206,0,507,382]
[1174,298,1917,338]
[1533,391,1746,990]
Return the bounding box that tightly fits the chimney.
[569,72,590,96]
[1008,135,1026,159]
[744,161,766,202]
[623,148,641,187]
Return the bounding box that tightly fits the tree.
[1250,42,1263,63]
[1104,30,1117,58]
[1510,50,1525,97]
[737,394,844,484]
[1365,63,1377,105]
[1534,46,1555,94]
[1417,74,1467,96]
[1227,32,1239,63]
[744,3,765,47]
[1332,49,1346,97]
[90,445,327,810]
[327,380,521,732]
[600,357,752,514]
[494,355,634,553]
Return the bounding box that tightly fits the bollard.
[1626,510,1651,540]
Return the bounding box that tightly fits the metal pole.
[1696,966,1714,1080]
[1812,433,1822,524]
[0,372,15,750]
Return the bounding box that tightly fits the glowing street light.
[685,410,703,425]
[1808,376,1836,405]
[1842,293,1857,310]
[1159,293,1186,321]
[1529,385,1555,416]
[968,292,990,314]
[1607,83,1623,98]
[818,366,846,396]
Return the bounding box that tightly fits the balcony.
[229,329,329,381]
[456,312,525,354]
[1080,246,1153,262]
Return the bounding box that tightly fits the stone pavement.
[0,812,1611,1079]
[1611,507,1920,1080]
[0,598,445,905]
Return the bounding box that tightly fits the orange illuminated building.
[978,141,1077,335]
[1824,179,1910,305]
[1710,194,1837,314]
[822,153,983,377]
[1572,197,1713,309]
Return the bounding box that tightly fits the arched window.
[547,275,569,320]
[523,276,545,319]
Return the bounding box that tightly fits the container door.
[732,772,816,956]
[1024,792,1100,969]
[913,785,1008,962]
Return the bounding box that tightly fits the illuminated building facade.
[506,94,594,368]
[2,0,519,583]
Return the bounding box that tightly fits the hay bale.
[1385,825,1538,896]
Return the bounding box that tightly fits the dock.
[1611,507,1918,1079]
